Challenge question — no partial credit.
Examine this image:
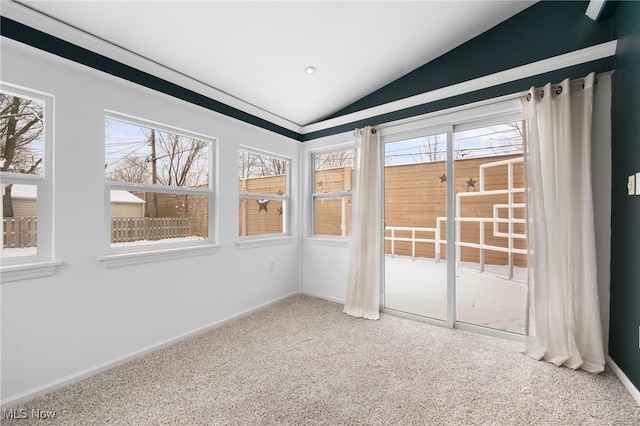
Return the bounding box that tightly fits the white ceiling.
[14,1,537,127]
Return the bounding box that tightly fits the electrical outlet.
[628,175,636,196]
[636,172,640,195]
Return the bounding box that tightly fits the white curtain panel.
[344,126,381,320]
[523,72,605,373]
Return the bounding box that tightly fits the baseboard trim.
[0,291,299,409]
[301,290,344,305]
[606,356,640,406]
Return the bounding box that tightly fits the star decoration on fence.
[257,199,270,212]
[278,207,283,216]
[466,177,477,191]
[439,173,447,183]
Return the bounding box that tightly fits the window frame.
[0,83,60,282]
[310,145,354,239]
[100,111,218,267]
[237,146,292,246]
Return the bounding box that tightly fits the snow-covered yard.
[384,255,527,334]
[0,246,37,258]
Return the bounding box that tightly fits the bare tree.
[484,121,524,157]
[152,131,208,218]
[107,154,150,184]
[264,158,287,176]
[106,124,208,218]
[154,132,208,187]
[497,121,524,150]
[0,93,44,217]
[411,135,445,163]
[239,150,257,180]
[239,150,287,179]
[314,150,353,170]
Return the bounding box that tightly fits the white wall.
[300,133,353,303]
[1,38,300,406]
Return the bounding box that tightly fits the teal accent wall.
[326,1,614,121]
[0,16,302,142]
[302,57,614,141]
[610,0,640,390]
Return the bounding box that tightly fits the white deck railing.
[385,157,526,279]
[386,225,442,261]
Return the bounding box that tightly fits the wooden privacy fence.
[3,217,194,248]
[111,217,191,243]
[3,217,37,248]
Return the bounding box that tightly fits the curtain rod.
[353,127,377,135]
[526,76,596,101]
[358,72,607,134]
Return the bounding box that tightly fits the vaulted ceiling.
[15,1,538,128]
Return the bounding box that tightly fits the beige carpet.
[4,295,639,425]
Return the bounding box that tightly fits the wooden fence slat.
[108,217,191,244]
[2,217,38,249]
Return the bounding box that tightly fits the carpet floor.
[4,294,639,425]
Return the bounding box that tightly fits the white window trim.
[236,235,296,249]
[101,112,217,267]
[309,146,354,240]
[0,83,58,282]
[238,147,292,245]
[99,244,219,268]
[1,260,64,282]
[304,235,350,248]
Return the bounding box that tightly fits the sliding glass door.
[383,132,449,321]
[382,119,528,336]
[453,122,527,334]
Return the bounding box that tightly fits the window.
[311,148,354,237]
[1,84,56,280]
[238,148,290,239]
[102,113,215,265]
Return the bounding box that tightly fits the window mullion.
[312,191,352,199]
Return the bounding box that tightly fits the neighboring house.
[4,183,37,218]
[6,184,145,218]
[109,189,145,218]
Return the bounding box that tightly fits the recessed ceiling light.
[304,66,316,75]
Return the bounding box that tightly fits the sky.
[385,122,523,166]
[104,117,210,187]
[104,116,523,177]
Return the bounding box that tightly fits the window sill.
[304,236,350,248]
[236,235,296,249]
[1,260,63,283]
[99,244,220,268]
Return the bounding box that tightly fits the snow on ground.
[1,246,37,258]
[110,236,206,248]
[1,237,206,258]
[384,255,527,334]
